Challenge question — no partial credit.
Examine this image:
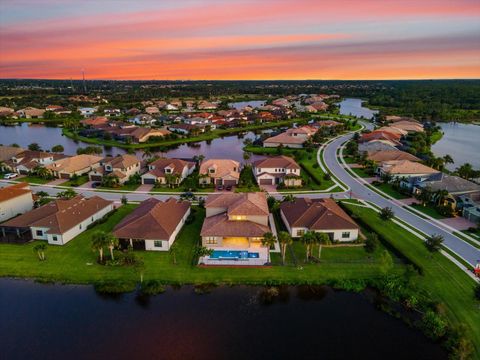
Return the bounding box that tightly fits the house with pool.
[199,192,276,265]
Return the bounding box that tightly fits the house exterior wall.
[0,193,34,222]
[263,142,303,149]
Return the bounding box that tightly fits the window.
[231,215,246,221]
[52,235,58,241]
[209,168,215,174]
[36,230,43,236]
[206,237,217,245]
[154,240,163,248]
[342,232,350,239]
[296,230,304,236]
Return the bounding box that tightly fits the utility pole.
[82,69,87,94]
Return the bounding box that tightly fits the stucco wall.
[0,193,33,222]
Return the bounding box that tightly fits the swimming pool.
[210,250,260,260]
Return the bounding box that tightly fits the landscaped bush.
[140,280,166,295]
[94,281,136,294]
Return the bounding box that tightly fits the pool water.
[210,250,260,260]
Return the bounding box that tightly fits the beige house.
[280,198,359,241]
[141,158,195,185]
[47,154,103,179]
[89,154,141,184]
[16,107,45,119]
[4,150,57,174]
[377,160,439,180]
[0,182,34,223]
[253,155,302,187]
[1,195,113,245]
[113,198,190,251]
[263,126,317,148]
[199,159,240,186]
[0,145,24,163]
[200,192,272,263]
[130,128,171,143]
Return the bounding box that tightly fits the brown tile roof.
[367,150,421,163]
[280,198,359,231]
[389,121,424,132]
[147,158,194,178]
[47,154,103,174]
[253,155,300,170]
[263,132,305,145]
[200,213,270,237]
[380,160,439,175]
[104,154,140,169]
[205,192,269,216]
[0,146,24,162]
[113,198,189,240]
[81,117,109,126]
[0,182,31,203]
[199,159,240,180]
[2,195,113,233]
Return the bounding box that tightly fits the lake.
[0,123,263,163]
[0,279,446,360]
[339,98,378,119]
[432,122,480,171]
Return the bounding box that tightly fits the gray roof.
[418,175,480,194]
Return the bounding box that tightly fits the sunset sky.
[1,0,479,80]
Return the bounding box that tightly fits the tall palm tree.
[91,231,110,263]
[315,232,332,259]
[34,166,51,179]
[277,231,292,265]
[301,231,316,262]
[282,194,296,203]
[443,154,454,166]
[107,234,119,261]
[261,232,276,263]
[142,148,153,160]
[33,243,47,261]
[435,189,449,207]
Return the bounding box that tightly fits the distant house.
[1,195,113,245]
[197,101,218,110]
[3,150,57,174]
[113,198,190,251]
[130,114,156,125]
[367,150,421,163]
[165,104,179,111]
[104,108,121,117]
[168,123,196,134]
[16,107,45,119]
[272,98,290,107]
[280,198,359,241]
[79,107,97,117]
[89,154,141,184]
[0,182,33,223]
[199,159,240,186]
[47,154,103,179]
[313,120,341,128]
[263,126,317,148]
[130,128,171,143]
[0,106,15,116]
[141,158,195,185]
[377,160,439,180]
[80,116,109,127]
[359,131,402,146]
[253,156,302,187]
[145,106,160,115]
[389,121,424,133]
[200,192,272,264]
[358,139,399,153]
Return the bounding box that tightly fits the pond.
[0,279,447,360]
[339,98,378,119]
[432,122,480,171]
[0,123,263,163]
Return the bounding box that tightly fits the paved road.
[322,130,480,267]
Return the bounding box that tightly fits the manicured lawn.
[343,156,357,164]
[342,203,480,358]
[97,183,141,192]
[0,206,395,286]
[60,175,89,187]
[16,176,52,184]
[373,183,409,199]
[409,203,445,219]
[351,167,371,178]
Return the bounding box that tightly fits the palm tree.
[91,231,110,263]
[261,232,277,263]
[425,234,444,253]
[142,148,153,160]
[197,154,205,164]
[107,234,119,261]
[56,188,77,199]
[194,246,214,262]
[34,166,51,179]
[282,194,296,203]
[169,242,178,265]
[435,189,449,207]
[456,163,474,180]
[277,231,292,265]
[315,232,332,259]
[301,231,316,262]
[443,154,454,166]
[134,256,145,283]
[33,243,47,261]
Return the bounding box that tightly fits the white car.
[4,173,18,179]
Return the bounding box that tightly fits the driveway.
[136,184,154,192]
[260,184,277,193]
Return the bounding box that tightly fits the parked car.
[217,185,224,191]
[4,173,18,179]
[91,182,101,188]
[225,185,232,191]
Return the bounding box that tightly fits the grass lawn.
[16,176,52,184]
[343,156,358,164]
[351,167,372,178]
[60,175,89,187]
[0,206,395,286]
[97,183,141,192]
[409,203,445,219]
[373,183,409,199]
[342,203,480,358]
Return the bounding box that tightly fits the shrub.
[379,207,394,221]
[365,233,379,253]
[420,310,447,340]
[425,234,444,253]
[94,281,136,294]
[312,163,319,169]
[140,280,166,295]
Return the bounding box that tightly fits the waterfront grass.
[342,203,480,357]
[0,206,395,286]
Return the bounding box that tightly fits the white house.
[252,155,302,187]
[0,183,34,223]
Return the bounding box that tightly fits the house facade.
[141,158,195,185]
[199,159,240,186]
[253,155,302,187]
[47,154,103,179]
[0,183,33,223]
[89,154,141,184]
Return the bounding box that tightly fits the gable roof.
[280,198,359,231]
[0,145,24,162]
[104,154,140,169]
[47,154,103,173]
[380,160,439,175]
[2,195,113,234]
[146,158,194,178]
[200,213,270,237]
[253,155,300,170]
[367,150,421,163]
[205,192,269,216]
[0,182,31,203]
[113,198,190,240]
[199,159,240,179]
[263,132,306,145]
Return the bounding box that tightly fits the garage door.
[143,178,156,185]
[60,173,70,179]
[223,179,237,186]
[259,178,273,185]
[90,175,103,182]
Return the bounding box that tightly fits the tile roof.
[205,192,269,216]
[0,145,24,162]
[104,154,140,169]
[418,175,480,194]
[263,132,305,145]
[280,198,359,230]
[367,150,421,163]
[253,155,300,170]
[199,159,240,180]
[380,160,439,175]
[200,213,270,237]
[146,158,194,178]
[47,154,103,173]
[113,198,189,240]
[2,195,113,234]
[0,182,31,203]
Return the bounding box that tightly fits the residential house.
[130,114,156,125]
[376,126,408,137]
[200,192,272,263]
[80,116,109,127]
[3,150,57,174]
[145,106,160,115]
[359,131,402,146]
[1,195,113,245]
[89,154,141,184]
[113,198,190,251]
[0,145,24,163]
[168,123,197,134]
[0,106,15,116]
[16,107,45,119]
[367,150,421,163]
[358,139,399,153]
[165,104,179,111]
[199,159,240,186]
[253,156,302,187]
[263,126,317,148]
[47,154,103,179]
[458,194,480,223]
[377,160,439,180]
[141,158,195,185]
[309,102,329,111]
[104,108,121,117]
[389,121,424,133]
[272,98,290,107]
[79,107,97,117]
[280,198,359,241]
[0,182,33,223]
[130,128,171,143]
[197,101,218,110]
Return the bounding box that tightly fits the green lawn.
[342,203,480,358]
[343,156,358,164]
[409,203,445,219]
[351,167,372,178]
[0,206,394,286]
[60,175,89,187]
[16,176,52,184]
[373,183,409,199]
